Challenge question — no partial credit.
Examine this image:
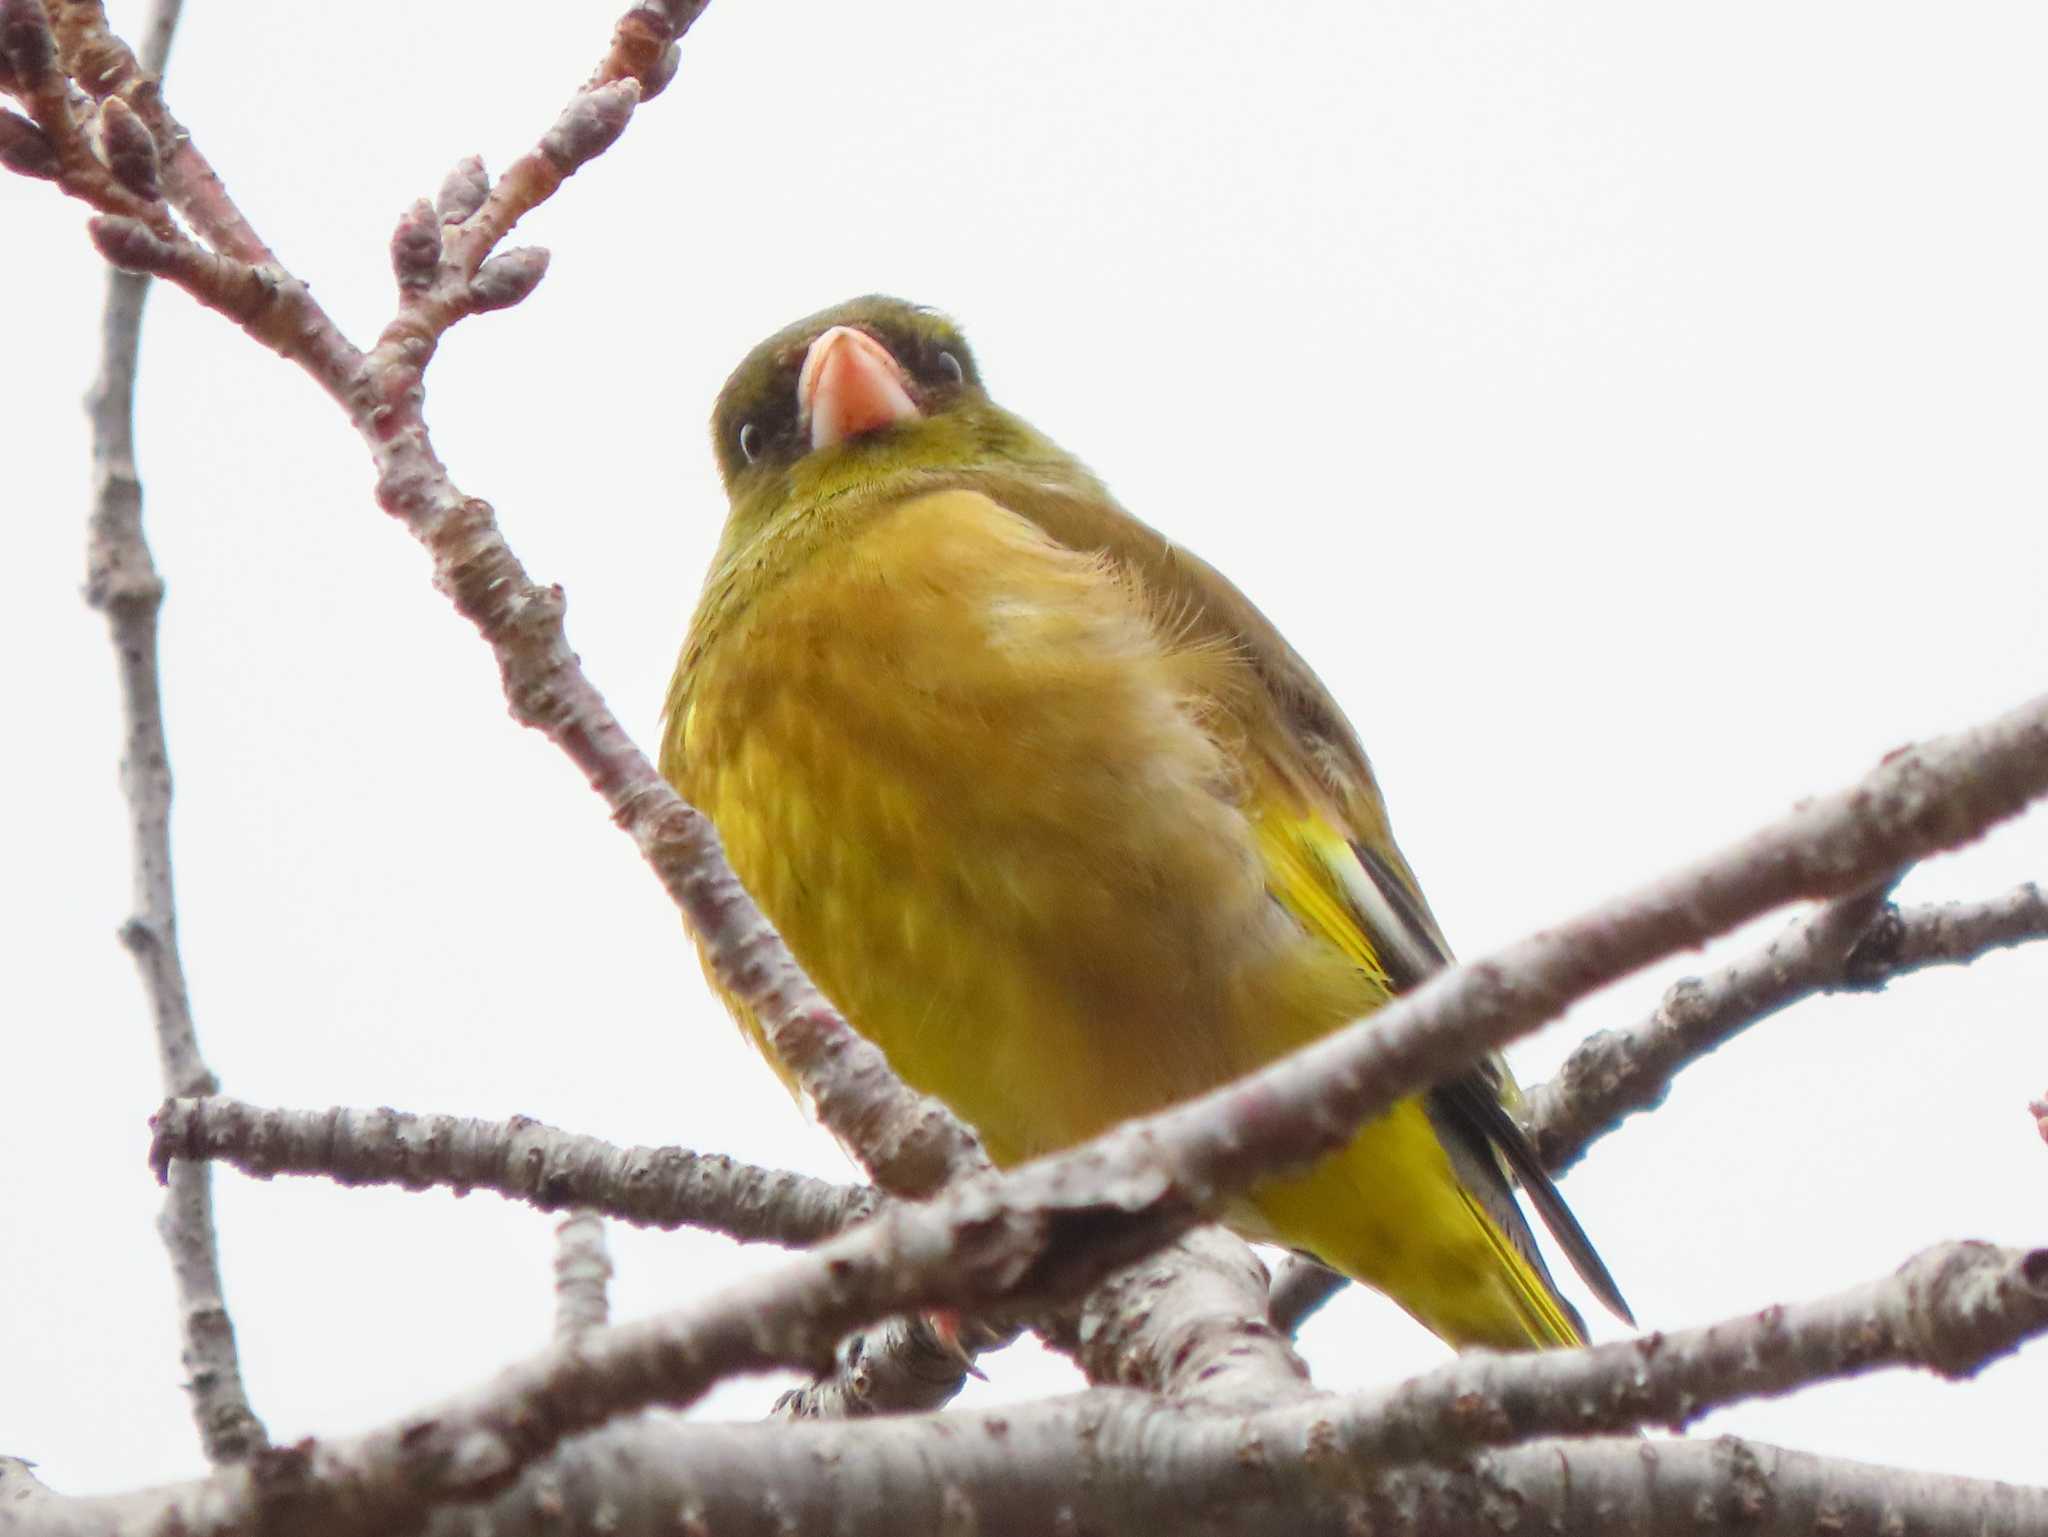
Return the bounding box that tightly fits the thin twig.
[150,1096,881,1247]
[46,0,275,261]
[1526,880,2048,1173]
[552,1212,612,1344]
[48,0,989,1207]
[73,0,263,1467]
[36,0,997,1418]
[134,0,178,73]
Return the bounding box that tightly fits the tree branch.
[1277,878,2046,1336]
[1059,1227,1312,1406]
[58,0,2048,1365]
[1326,1240,2046,1458]
[7,1241,2045,1537]
[149,1096,881,1248]
[41,0,991,1208]
[37,0,999,1421]
[1526,880,2048,1173]
[445,1425,2048,1537]
[46,0,273,261]
[97,683,2048,1526]
[72,0,263,1468]
[551,1212,611,1344]
[133,1108,1268,1426]
[20,0,2048,1504]
[11,1433,2042,1537]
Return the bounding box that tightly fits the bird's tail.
[1251,1101,1585,1350]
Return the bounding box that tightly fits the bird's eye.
[935,350,965,386]
[738,422,764,463]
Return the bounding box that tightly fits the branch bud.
[0,105,54,178]
[96,96,160,200]
[468,246,550,313]
[541,79,639,173]
[435,154,489,224]
[89,214,178,274]
[0,0,55,89]
[389,198,442,292]
[641,41,681,100]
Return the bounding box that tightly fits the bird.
[662,295,1630,1350]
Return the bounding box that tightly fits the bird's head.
[709,295,1070,533]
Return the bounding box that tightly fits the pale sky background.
[4,0,2045,1500]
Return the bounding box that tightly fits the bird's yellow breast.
[668,487,1364,1164]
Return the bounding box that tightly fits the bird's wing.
[1271,798,1634,1329]
[1054,505,1634,1329]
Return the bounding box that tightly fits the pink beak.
[798,325,921,451]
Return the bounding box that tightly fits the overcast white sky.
[5,0,2045,1500]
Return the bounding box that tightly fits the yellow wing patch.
[1253,808,1392,987]
[1248,799,1586,1350]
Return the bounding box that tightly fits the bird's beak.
[799,325,921,451]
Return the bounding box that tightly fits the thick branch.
[150,1096,879,1247]
[10,1237,2048,1537]
[1527,881,2048,1172]
[448,1425,2048,1537]
[14,1432,2045,1537]
[1059,1228,1311,1406]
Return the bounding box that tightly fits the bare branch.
[1061,1228,1312,1406]
[44,0,992,1425]
[45,0,273,261]
[1329,1240,2047,1458]
[35,0,987,1204]
[150,1096,880,1247]
[74,0,263,1468]
[22,0,2048,1508]
[13,1430,2046,1537]
[445,1425,2041,1537]
[447,1424,2048,1537]
[9,1238,2047,1537]
[1527,880,2048,1173]
[1280,878,2046,1336]
[551,1212,611,1344]
[0,0,175,231]
[133,0,177,74]
[774,1230,1314,1417]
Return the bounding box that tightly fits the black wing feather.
[1353,840,1635,1329]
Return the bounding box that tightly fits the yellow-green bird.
[663,296,1630,1350]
